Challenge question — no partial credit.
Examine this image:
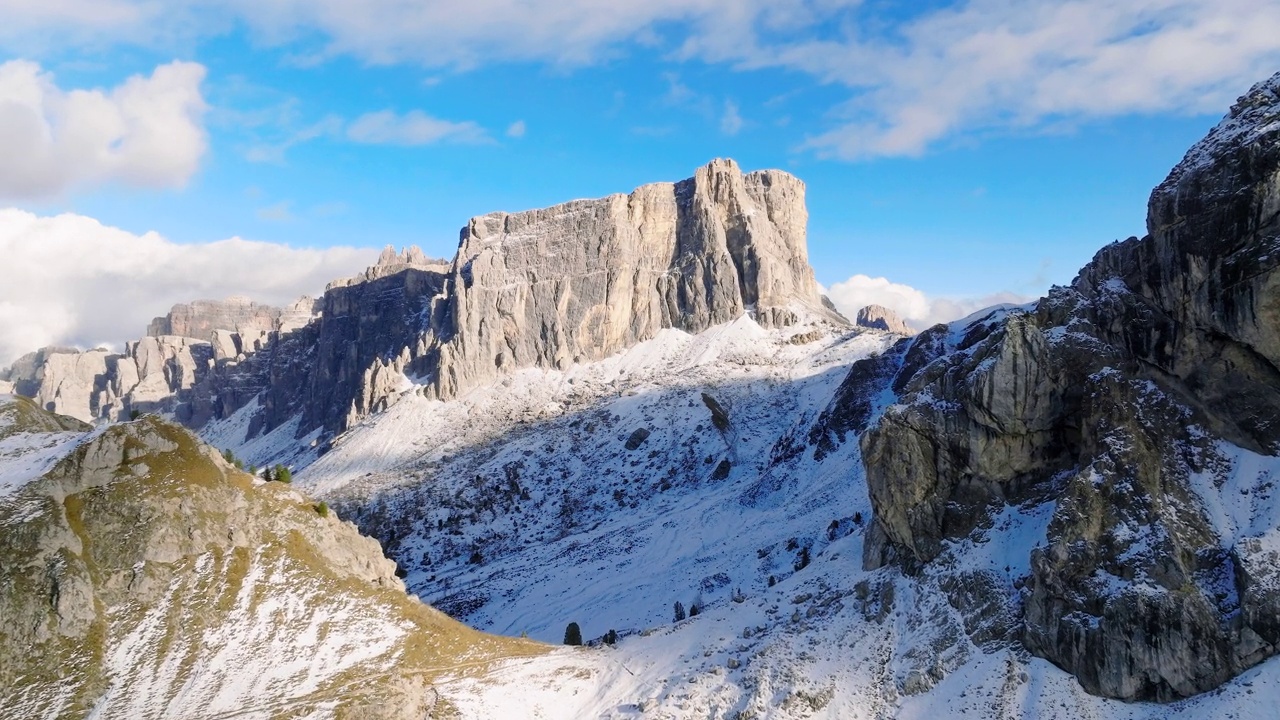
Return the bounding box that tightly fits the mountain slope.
[282,72,1280,717]
[843,71,1280,701]
[0,399,541,719]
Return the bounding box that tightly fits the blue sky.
[0,0,1278,360]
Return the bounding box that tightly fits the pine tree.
[795,545,811,572]
[274,464,292,483]
[673,601,686,622]
[564,622,583,646]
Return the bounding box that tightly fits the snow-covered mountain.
[5,72,1280,719]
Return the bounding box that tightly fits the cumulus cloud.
[824,274,1031,331]
[346,109,491,145]
[0,59,207,199]
[0,208,376,366]
[1,1,1276,160]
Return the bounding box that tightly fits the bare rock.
[432,158,840,398]
[837,71,1280,701]
[855,304,913,335]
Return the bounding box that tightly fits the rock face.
[0,409,536,719]
[148,295,320,361]
[828,72,1280,701]
[7,160,843,444]
[855,304,913,335]
[432,158,838,397]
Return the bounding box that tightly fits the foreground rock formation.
[0,399,538,719]
[823,71,1280,701]
[4,160,846,443]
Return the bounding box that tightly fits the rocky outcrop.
[822,72,1280,701]
[4,338,215,424]
[148,295,320,361]
[331,245,451,287]
[0,412,536,719]
[855,304,913,335]
[431,158,840,398]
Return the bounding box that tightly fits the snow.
[0,395,93,499]
[290,307,1280,719]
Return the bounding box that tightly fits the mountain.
[5,73,1280,718]
[844,70,1280,702]
[855,304,913,335]
[290,73,1280,717]
[0,395,542,719]
[3,158,844,446]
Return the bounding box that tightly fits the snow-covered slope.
[0,400,544,720]
[285,303,1280,719]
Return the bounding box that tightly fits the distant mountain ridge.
[2,159,845,445]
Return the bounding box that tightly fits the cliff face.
[855,304,913,335]
[823,72,1280,702]
[6,160,842,444]
[0,404,538,719]
[433,158,834,398]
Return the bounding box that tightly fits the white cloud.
[824,273,1031,331]
[0,59,208,199]
[505,119,526,138]
[0,208,375,366]
[720,99,743,135]
[755,0,1280,158]
[346,109,491,145]
[1,1,1276,160]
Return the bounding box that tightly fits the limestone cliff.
[855,304,913,335]
[815,71,1280,701]
[148,295,319,361]
[6,160,843,444]
[432,158,839,398]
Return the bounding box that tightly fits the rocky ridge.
[0,398,540,719]
[818,71,1280,701]
[5,159,845,446]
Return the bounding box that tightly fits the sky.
[1,0,1279,365]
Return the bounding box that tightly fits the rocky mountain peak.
[832,69,1280,702]
[855,304,913,335]
[438,158,841,398]
[1150,70,1280,217]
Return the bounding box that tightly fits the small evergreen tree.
[673,601,686,622]
[313,501,329,517]
[689,603,700,617]
[603,629,618,645]
[262,466,274,482]
[274,464,292,483]
[564,622,583,646]
[794,546,811,572]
